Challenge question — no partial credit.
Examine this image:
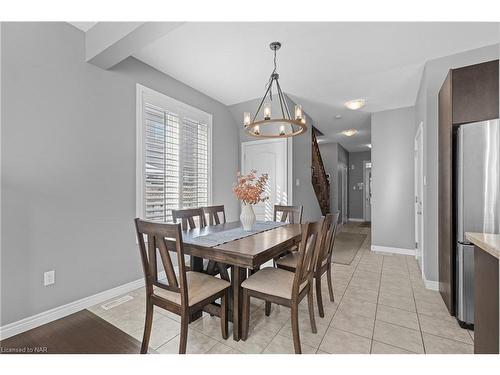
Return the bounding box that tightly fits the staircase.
[311,128,330,215]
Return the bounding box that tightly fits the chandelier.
[243,42,307,138]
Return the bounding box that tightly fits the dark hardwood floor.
[0,310,142,354]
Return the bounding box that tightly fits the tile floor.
[87,222,474,354]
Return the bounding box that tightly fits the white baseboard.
[0,272,163,340]
[348,218,364,222]
[423,277,439,291]
[371,245,416,256]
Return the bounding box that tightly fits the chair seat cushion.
[154,271,230,306]
[276,252,329,270]
[241,267,307,300]
[275,252,300,269]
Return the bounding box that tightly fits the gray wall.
[414,43,499,283]
[0,22,239,325]
[228,97,322,222]
[371,106,416,250]
[348,151,371,220]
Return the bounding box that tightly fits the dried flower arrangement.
[232,169,269,205]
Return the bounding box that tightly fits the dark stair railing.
[311,128,330,215]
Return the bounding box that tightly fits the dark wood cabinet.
[474,247,499,354]
[452,60,499,125]
[438,60,499,315]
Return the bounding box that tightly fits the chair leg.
[140,298,153,354]
[221,291,228,340]
[241,289,250,341]
[307,287,317,334]
[179,313,188,354]
[327,264,335,302]
[265,301,271,316]
[315,274,325,318]
[291,304,302,354]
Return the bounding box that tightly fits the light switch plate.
[44,270,55,286]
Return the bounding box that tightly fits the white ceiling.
[69,22,97,32]
[132,22,498,151]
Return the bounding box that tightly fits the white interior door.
[363,161,372,221]
[414,123,424,273]
[241,139,288,221]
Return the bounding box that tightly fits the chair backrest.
[326,211,340,258]
[316,212,340,266]
[273,205,303,224]
[202,205,226,226]
[172,208,206,230]
[292,218,324,297]
[134,218,188,306]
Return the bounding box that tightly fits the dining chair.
[273,205,303,224]
[275,212,340,318]
[240,219,325,354]
[172,207,229,280]
[202,205,226,225]
[272,205,304,265]
[134,218,230,354]
[172,208,206,230]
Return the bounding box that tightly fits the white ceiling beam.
[86,22,183,69]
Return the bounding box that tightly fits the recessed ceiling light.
[341,129,358,137]
[335,114,342,119]
[367,144,372,148]
[344,99,366,110]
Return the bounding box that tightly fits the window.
[136,85,212,222]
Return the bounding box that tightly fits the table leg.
[231,265,247,341]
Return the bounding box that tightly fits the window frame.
[136,84,213,221]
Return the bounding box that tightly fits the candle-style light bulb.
[243,112,251,126]
[279,125,285,136]
[254,125,260,135]
[263,103,271,120]
[294,104,303,121]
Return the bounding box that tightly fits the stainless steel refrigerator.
[455,119,500,327]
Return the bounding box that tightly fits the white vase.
[240,204,256,231]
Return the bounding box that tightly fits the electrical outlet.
[44,270,55,286]
[296,178,300,186]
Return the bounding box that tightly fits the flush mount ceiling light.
[335,114,343,119]
[344,99,366,110]
[243,42,307,138]
[341,129,358,137]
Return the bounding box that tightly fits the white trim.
[362,160,372,221]
[414,121,425,279]
[348,218,364,222]
[423,278,439,291]
[371,245,416,256]
[0,271,165,340]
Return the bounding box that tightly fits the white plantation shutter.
[137,85,211,222]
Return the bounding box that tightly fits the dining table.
[165,221,302,341]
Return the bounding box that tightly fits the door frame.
[414,121,425,277]
[241,138,293,206]
[339,163,348,224]
[362,160,372,221]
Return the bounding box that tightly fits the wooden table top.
[179,221,302,269]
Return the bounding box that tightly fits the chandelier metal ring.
[245,119,307,138]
